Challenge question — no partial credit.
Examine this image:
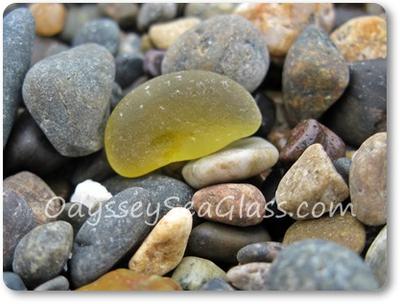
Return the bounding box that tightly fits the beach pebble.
[31,36,69,66]
[276,144,349,220]
[185,3,237,19]
[192,183,266,226]
[30,3,66,37]
[331,16,387,62]
[56,202,90,235]
[172,257,226,290]
[349,132,387,226]
[162,15,269,92]
[227,263,271,290]
[115,53,144,89]
[333,157,352,183]
[143,49,165,77]
[283,26,349,125]
[98,3,138,28]
[3,8,35,147]
[365,226,387,287]
[12,221,73,288]
[187,222,270,264]
[137,3,178,31]
[199,278,234,291]
[34,276,70,291]
[237,242,284,264]
[3,272,27,291]
[268,240,378,290]
[182,137,279,189]
[22,44,115,157]
[70,180,112,211]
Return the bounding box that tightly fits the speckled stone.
[78,269,181,291]
[283,213,366,253]
[70,187,155,288]
[192,183,266,227]
[323,59,386,147]
[185,3,238,19]
[31,36,69,66]
[34,276,70,291]
[137,3,178,31]
[331,16,387,62]
[30,3,66,37]
[227,263,271,290]
[162,15,269,92]
[350,132,387,226]
[73,19,120,56]
[276,144,349,220]
[149,17,200,49]
[283,26,349,125]
[187,222,270,264]
[235,3,335,57]
[3,171,61,225]
[3,272,27,291]
[199,278,234,291]
[280,119,346,163]
[365,226,387,287]
[268,240,378,290]
[129,208,192,275]
[22,44,115,157]
[98,3,138,28]
[237,242,284,264]
[3,8,35,147]
[172,257,226,290]
[182,137,279,189]
[12,221,73,288]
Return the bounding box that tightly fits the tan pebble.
[30,3,66,37]
[227,262,271,290]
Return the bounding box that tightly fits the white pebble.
[70,180,112,210]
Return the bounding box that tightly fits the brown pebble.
[30,3,66,37]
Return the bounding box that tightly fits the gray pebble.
[162,15,269,92]
[3,8,35,147]
[3,272,27,291]
[56,202,90,235]
[115,53,144,88]
[365,225,387,287]
[22,44,115,157]
[34,276,69,291]
[199,278,234,291]
[237,242,284,264]
[333,157,352,184]
[137,3,177,31]
[110,82,124,109]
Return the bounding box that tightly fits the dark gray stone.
[3,8,35,147]
[110,82,124,109]
[22,44,115,157]
[73,19,120,56]
[137,3,177,31]
[12,221,73,288]
[115,53,144,88]
[268,239,379,290]
[333,157,352,184]
[70,187,155,287]
[162,15,269,92]
[3,191,36,270]
[3,272,27,290]
[34,276,69,291]
[199,278,234,291]
[143,49,165,77]
[31,36,69,66]
[237,242,284,264]
[56,202,90,235]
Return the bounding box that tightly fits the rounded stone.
[98,3,138,28]
[129,207,192,275]
[323,59,386,147]
[283,213,366,253]
[149,17,200,49]
[333,157,352,184]
[137,3,178,31]
[280,119,346,163]
[235,3,335,57]
[331,16,387,62]
[3,272,27,291]
[192,183,266,227]
[182,137,279,189]
[115,53,144,89]
[237,242,284,264]
[3,190,37,270]
[34,276,70,291]
[349,132,387,226]
[185,3,238,19]
[3,8,35,147]
[275,144,349,220]
[31,36,69,66]
[199,278,234,291]
[105,70,262,178]
[70,179,112,211]
[12,221,73,288]
[227,263,271,290]
[70,187,155,288]
[143,49,165,77]
[73,19,120,56]
[268,240,379,290]
[162,15,269,92]
[365,226,387,287]
[187,222,270,264]
[171,257,226,290]
[30,3,66,37]
[23,44,115,157]
[283,26,349,125]
[56,202,90,235]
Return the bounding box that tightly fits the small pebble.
[3,272,27,291]
[185,3,238,19]
[276,144,349,219]
[70,179,112,211]
[199,278,234,291]
[137,3,178,31]
[12,221,73,288]
[192,183,266,227]
[73,19,120,56]
[162,15,269,92]
[172,257,226,290]
[365,226,387,287]
[182,137,279,189]
[268,239,379,290]
[187,222,270,264]
[115,53,144,88]
[331,16,387,62]
[118,32,142,56]
[98,3,139,28]
[333,157,352,183]
[34,276,70,291]
[349,132,387,226]
[227,263,271,290]
[30,3,66,37]
[237,242,284,264]
[143,49,165,77]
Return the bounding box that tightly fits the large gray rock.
[22,44,115,157]
[3,8,35,147]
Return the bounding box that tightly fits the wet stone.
[237,242,284,264]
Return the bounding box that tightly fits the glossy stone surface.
[105,70,261,178]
